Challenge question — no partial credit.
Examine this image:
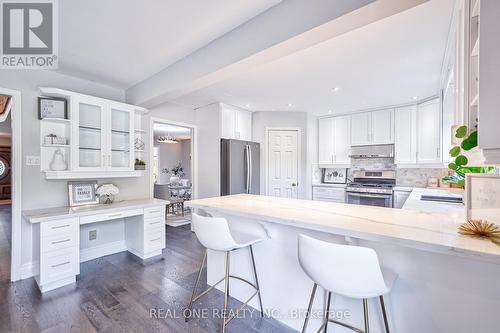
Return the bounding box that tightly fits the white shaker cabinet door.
[221,105,236,139]
[318,118,334,165]
[417,99,442,164]
[236,110,252,141]
[333,115,351,164]
[372,109,394,144]
[351,112,371,146]
[395,106,417,164]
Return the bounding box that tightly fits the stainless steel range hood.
[349,144,394,158]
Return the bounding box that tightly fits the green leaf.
[448,163,457,170]
[449,146,461,157]
[458,179,465,186]
[461,139,474,151]
[455,126,468,138]
[455,155,468,166]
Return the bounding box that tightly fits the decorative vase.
[50,149,67,171]
[169,176,180,185]
[100,194,115,204]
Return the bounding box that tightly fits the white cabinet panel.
[417,99,442,163]
[351,112,371,146]
[312,186,346,203]
[318,118,334,165]
[333,115,351,164]
[221,104,252,141]
[108,103,135,171]
[237,110,252,141]
[221,106,236,139]
[372,109,394,144]
[395,106,417,164]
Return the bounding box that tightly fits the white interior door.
[267,130,298,198]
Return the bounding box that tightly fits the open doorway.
[151,119,196,227]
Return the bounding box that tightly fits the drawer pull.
[51,261,70,268]
[148,221,161,225]
[51,239,70,245]
[150,237,161,242]
[148,210,161,214]
[52,224,70,229]
[108,213,122,218]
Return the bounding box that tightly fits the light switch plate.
[26,155,41,166]
[89,230,97,241]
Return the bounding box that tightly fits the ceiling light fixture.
[333,87,340,92]
[157,134,178,144]
[413,96,418,100]
[245,104,250,108]
[288,103,292,107]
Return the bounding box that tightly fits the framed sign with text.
[68,181,98,206]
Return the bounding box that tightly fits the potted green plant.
[162,162,185,185]
[135,158,146,170]
[443,126,495,187]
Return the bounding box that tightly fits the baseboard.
[80,240,127,263]
[20,260,39,279]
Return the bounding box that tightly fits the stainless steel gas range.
[346,170,396,208]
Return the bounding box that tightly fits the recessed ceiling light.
[245,104,250,108]
[328,110,332,113]
[333,87,340,92]
[413,96,418,100]
[288,103,292,107]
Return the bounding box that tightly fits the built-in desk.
[23,198,168,293]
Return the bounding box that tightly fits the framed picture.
[322,168,347,184]
[68,181,98,206]
[464,173,500,222]
[38,97,67,120]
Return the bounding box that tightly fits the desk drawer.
[144,206,165,219]
[144,217,164,230]
[144,226,165,252]
[80,209,143,224]
[40,247,79,285]
[41,232,79,254]
[41,218,79,238]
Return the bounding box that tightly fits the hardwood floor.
[0,223,297,333]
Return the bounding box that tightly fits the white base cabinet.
[312,185,346,203]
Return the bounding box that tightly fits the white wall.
[252,111,309,199]
[0,70,154,271]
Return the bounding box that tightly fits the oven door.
[346,192,393,208]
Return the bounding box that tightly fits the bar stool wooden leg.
[302,283,317,333]
[222,251,231,333]
[249,245,264,317]
[379,296,390,333]
[363,299,369,333]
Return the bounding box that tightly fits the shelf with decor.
[38,87,149,179]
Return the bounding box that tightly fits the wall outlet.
[26,155,41,166]
[89,230,97,241]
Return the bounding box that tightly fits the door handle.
[292,183,297,187]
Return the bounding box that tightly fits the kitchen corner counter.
[402,187,465,214]
[187,194,500,264]
[23,198,169,223]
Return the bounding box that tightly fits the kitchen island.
[187,194,500,333]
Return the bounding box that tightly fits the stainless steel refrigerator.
[221,139,260,195]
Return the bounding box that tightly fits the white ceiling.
[154,123,191,140]
[172,0,455,116]
[57,0,282,89]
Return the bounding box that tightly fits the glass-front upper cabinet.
[73,96,107,170]
[107,103,134,171]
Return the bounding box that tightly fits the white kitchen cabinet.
[39,87,147,179]
[318,116,351,166]
[395,106,417,164]
[333,115,351,164]
[393,189,412,208]
[351,112,371,146]
[318,118,334,165]
[351,109,393,146]
[417,99,442,164]
[73,97,135,172]
[372,109,394,144]
[220,104,252,141]
[312,185,346,203]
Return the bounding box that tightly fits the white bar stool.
[186,213,267,333]
[298,235,397,333]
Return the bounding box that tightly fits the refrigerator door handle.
[245,145,250,194]
[248,144,252,193]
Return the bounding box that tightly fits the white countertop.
[312,183,347,188]
[187,194,500,264]
[402,187,464,214]
[23,198,169,223]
